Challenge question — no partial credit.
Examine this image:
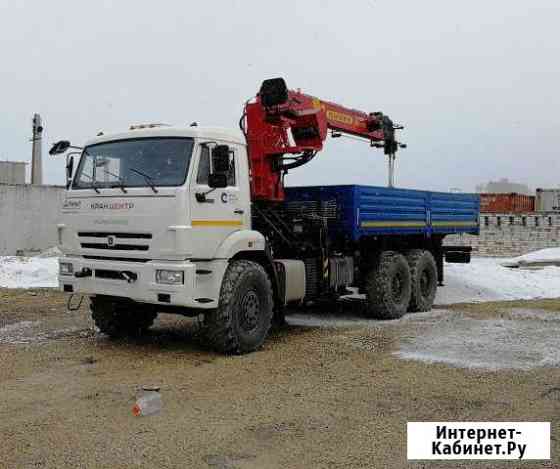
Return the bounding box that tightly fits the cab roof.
[84,126,246,147]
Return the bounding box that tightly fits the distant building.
[476,178,531,195]
[0,161,27,185]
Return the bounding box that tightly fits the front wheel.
[203,260,273,354]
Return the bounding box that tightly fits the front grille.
[78,232,151,252]
[83,255,150,263]
[81,243,149,251]
[78,232,152,239]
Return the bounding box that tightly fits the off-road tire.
[364,251,411,320]
[203,260,273,354]
[91,297,157,338]
[406,249,437,312]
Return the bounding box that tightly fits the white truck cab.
[58,125,281,353]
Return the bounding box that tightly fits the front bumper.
[58,257,227,309]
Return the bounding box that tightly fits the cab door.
[189,143,248,259]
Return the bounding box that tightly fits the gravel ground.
[0,289,558,468]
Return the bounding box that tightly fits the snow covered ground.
[396,308,560,370]
[1,249,560,304]
[437,257,560,304]
[0,256,58,289]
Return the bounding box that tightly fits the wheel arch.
[230,248,285,323]
[214,230,266,259]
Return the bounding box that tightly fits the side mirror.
[66,156,74,189]
[208,173,227,189]
[212,145,231,173]
[49,140,71,155]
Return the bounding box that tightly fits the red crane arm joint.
[242,78,401,202]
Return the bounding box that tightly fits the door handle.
[234,209,244,215]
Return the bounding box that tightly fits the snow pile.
[0,256,58,289]
[437,257,560,304]
[501,247,560,268]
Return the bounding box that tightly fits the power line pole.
[31,113,43,185]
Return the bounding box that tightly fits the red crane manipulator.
[241,78,405,202]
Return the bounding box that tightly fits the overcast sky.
[1,0,559,192]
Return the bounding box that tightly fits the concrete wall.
[445,212,560,257]
[0,184,65,256]
[0,161,27,185]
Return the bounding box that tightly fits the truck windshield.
[72,137,194,190]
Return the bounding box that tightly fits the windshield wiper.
[129,168,159,193]
[78,149,101,193]
[99,168,128,193]
[80,173,101,193]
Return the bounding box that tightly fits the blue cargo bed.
[284,185,480,241]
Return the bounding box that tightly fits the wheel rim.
[239,290,260,333]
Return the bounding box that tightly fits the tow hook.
[74,267,92,278]
[121,271,138,283]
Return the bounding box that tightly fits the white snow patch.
[288,308,447,329]
[0,320,85,345]
[501,247,560,267]
[0,256,58,289]
[436,257,560,304]
[396,311,560,370]
[0,321,41,344]
[0,320,38,334]
[288,313,384,329]
[35,246,62,259]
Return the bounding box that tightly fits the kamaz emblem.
[107,235,116,247]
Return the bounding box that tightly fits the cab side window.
[196,146,236,186]
[196,146,211,184]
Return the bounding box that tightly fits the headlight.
[156,270,184,285]
[59,262,74,276]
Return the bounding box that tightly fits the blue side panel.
[284,185,480,242]
[430,191,480,235]
[356,186,429,239]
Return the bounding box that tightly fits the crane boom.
[243,78,403,202]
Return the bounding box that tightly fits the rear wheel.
[406,249,437,312]
[91,297,157,338]
[364,251,411,320]
[203,260,273,354]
